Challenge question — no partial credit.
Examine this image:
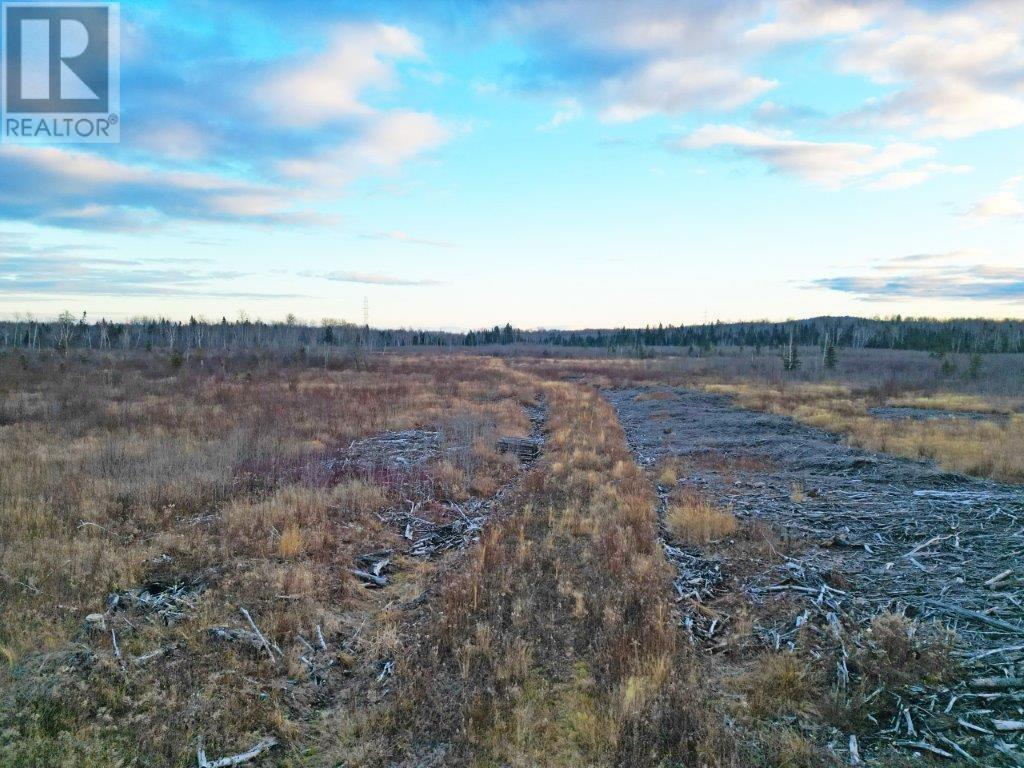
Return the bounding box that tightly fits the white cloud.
[259,24,451,190]
[507,1,775,121]
[360,230,456,248]
[538,98,582,130]
[837,2,1024,138]
[813,248,1024,302]
[0,21,450,231]
[966,176,1024,222]
[737,1,1024,139]
[0,145,311,227]
[866,162,972,190]
[262,23,423,128]
[508,0,1024,139]
[676,124,939,188]
[315,270,443,286]
[131,120,211,161]
[598,60,775,122]
[744,1,877,47]
[276,110,449,186]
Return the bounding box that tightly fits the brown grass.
[739,653,818,719]
[666,489,738,544]
[378,382,739,766]
[853,613,956,688]
[0,352,540,765]
[0,347,1000,765]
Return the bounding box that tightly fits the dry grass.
[657,465,678,486]
[706,381,1024,482]
[886,392,1012,414]
[0,351,540,766]
[790,482,808,503]
[850,414,1024,481]
[0,347,1006,765]
[853,613,956,688]
[756,729,837,768]
[739,653,818,719]
[666,488,738,544]
[377,382,739,766]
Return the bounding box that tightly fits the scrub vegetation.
[0,343,1020,766]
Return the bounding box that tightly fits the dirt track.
[607,387,1024,763]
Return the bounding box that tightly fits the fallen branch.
[992,719,1024,732]
[984,569,1014,589]
[921,599,1024,636]
[134,644,177,666]
[111,627,124,668]
[240,607,279,662]
[197,736,278,767]
[970,676,1024,691]
[967,644,1024,661]
[351,569,388,588]
[894,740,954,759]
[208,627,265,652]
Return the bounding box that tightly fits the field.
[1,347,1023,766]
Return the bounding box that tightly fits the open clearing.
[2,350,1023,766]
[610,387,1024,765]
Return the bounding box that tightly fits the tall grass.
[665,489,738,544]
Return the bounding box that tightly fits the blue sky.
[2,0,1023,329]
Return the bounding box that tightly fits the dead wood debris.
[385,501,488,558]
[196,736,278,768]
[106,579,206,626]
[652,484,728,643]
[71,400,549,764]
[608,387,1024,765]
[352,549,393,588]
[496,435,542,462]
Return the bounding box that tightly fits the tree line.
[1,313,1022,355]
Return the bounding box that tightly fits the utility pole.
[362,296,371,350]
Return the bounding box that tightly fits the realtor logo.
[2,2,119,143]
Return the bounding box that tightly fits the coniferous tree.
[968,354,983,380]
[824,338,837,370]
[782,330,801,371]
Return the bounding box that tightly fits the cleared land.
[610,387,1024,765]
[1,348,1022,766]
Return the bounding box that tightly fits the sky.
[2,0,1024,330]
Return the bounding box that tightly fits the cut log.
[984,569,1014,589]
[970,676,1024,691]
[496,436,541,462]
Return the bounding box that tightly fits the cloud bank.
[813,252,1024,302]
